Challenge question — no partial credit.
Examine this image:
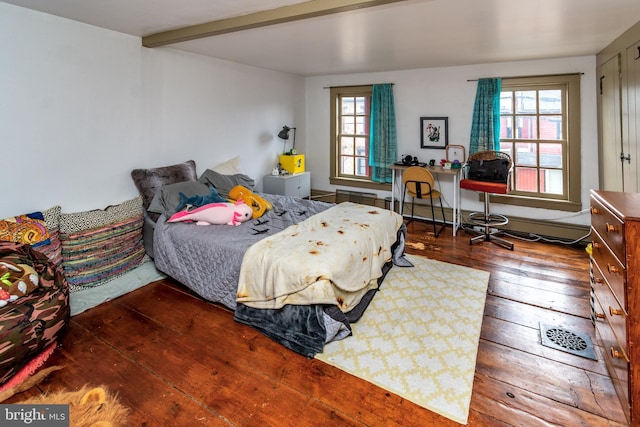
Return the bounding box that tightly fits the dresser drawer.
[593,296,630,406]
[591,229,626,310]
[589,190,640,424]
[591,197,625,262]
[592,265,627,354]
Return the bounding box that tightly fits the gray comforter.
[153,193,410,357]
[152,193,333,309]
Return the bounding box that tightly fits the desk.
[390,164,462,236]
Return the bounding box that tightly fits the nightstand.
[263,172,310,199]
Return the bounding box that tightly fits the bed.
[131,160,409,357]
[152,192,333,310]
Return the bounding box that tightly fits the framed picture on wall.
[420,117,448,149]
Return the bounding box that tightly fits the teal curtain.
[369,84,397,183]
[469,78,502,154]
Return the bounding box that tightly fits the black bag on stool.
[468,159,509,182]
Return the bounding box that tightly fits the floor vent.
[539,323,597,360]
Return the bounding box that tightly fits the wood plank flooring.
[6,223,629,426]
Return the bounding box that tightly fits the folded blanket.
[236,202,403,312]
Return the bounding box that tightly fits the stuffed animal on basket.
[168,200,253,226]
[0,259,39,307]
[13,385,128,427]
[0,363,127,427]
[228,185,272,219]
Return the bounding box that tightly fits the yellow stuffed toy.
[0,366,129,427]
[228,185,272,219]
[10,385,128,427]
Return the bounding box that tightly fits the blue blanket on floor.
[233,226,410,357]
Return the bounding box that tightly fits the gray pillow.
[131,160,197,210]
[198,169,255,198]
[148,181,212,217]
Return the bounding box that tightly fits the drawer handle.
[592,242,600,250]
[595,312,606,320]
[607,263,620,274]
[605,223,618,233]
[609,306,624,316]
[593,276,604,284]
[611,347,629,362]
[591,207,600,215]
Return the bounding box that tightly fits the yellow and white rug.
[316,254,490,425]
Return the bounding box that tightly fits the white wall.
[304,56,598,226]
[139,47,304,180]
[0,3,301,219]
[0,2,598,228]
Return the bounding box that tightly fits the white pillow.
[212,156,243,175]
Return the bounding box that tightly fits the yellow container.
[279,154,305,174]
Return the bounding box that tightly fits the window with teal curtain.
[469,78,501,154]
[369,84,397,183]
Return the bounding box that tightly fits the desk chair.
[460,151,514,250]
[401,166,446,237]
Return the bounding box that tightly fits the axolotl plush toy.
[168,200,253,226]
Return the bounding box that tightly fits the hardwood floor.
[6,223,629,426]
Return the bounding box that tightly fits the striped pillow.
[40,205,63,269]
[60,197,145,291]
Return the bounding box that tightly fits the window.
[497,74,581,211]
[330,86,389,190]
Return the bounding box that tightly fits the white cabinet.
[598,21,640,192]
[599,54,624,191]
[624,40,640,192]
[263,172,310,199]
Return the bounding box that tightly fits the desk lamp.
[278,126,296,155]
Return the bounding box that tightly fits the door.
[625,42,640,192]
[600,54,624,191]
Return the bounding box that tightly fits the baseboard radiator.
[335,189,378,207]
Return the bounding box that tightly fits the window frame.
[493,74,582,212]
[329,85,391,190]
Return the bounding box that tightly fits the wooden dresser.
[590,189,640,425]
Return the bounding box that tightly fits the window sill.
[329,177,391,192]
[489,194,582,212]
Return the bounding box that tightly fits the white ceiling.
[4,0,640,76]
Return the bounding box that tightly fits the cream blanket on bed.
[236,202,403,311]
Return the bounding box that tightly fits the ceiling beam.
[142,0,408,48]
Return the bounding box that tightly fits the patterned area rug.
[316,254,490,425]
